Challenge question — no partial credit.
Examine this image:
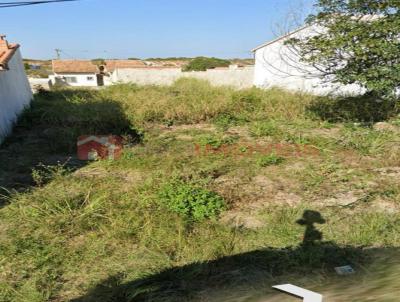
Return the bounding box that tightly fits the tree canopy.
[183,57,231,72]
[288,0,400,99]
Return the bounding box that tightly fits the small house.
[50,60,101,87]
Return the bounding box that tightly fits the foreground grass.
[1,79,400,301]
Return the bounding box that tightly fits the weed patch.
[337,125,398,155]
[308,94,400,123]
[196,134,239,149]
[158,179,226,221]
[257,153,285,167]
[250,120,281,137]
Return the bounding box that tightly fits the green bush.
[212,113,242,131]
[307,94,400,123]
[183,57,230,72]
[257,153,285,167]
[158,179,226,221]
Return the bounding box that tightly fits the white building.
[252,25,364,96]
[50,60,101,87]
[0,35,32,143]
[102,60,147,85]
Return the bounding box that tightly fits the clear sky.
[2,0,315,60]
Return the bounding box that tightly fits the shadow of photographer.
[70,209,396,302]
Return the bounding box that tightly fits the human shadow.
[296,210,326,246]
[70,210,395,302]
[307,93,399,123]
[0,88,141,205]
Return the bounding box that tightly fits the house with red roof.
[0,35,32,142]
[50,60,101,87]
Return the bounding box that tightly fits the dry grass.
[1,79,400,301]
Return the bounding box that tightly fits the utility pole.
[55,49,62,59]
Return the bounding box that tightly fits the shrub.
[212,113,242,131]
[307,94,400,123]
[183,57,230,72]
[231,89,263,113]
[257,154,285,167]
[31,163,70,187]
[158,179,226,221]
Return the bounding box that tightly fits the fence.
[113,66,255,89]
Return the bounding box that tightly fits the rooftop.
[52,60,98,73]
[105,60,147,72]
[0,35,20,71]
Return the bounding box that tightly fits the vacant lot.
[1,79,400,301]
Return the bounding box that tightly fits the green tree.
[91,58,105,66]
[183,57,230,72]
[288,0,400,99]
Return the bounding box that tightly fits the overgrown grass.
[307,93,400,122]
[99,79,313,126]
[1,79,400,301]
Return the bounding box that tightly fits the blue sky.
[2,0,315,60]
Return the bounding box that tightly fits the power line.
[0,0,79,8]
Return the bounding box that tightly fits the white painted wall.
[185,67,254,89]
[253,26,364,96]
[107,66,254,89]
[0,49,32,142]
[111,68,182,86]
[49,73,98,87]
[28,78,52,91]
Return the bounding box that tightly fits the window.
[65,76,77,84]
[87,76,94,81]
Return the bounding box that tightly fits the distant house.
[29,64,41,70]
[252,25,363,95]
[0,35,32,142]
[102,60,147,84]
[50,60,101,87]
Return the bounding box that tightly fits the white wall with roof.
[253,26,364,96]
[0,48,32,143]
[49,73,98,87]
[108,66,254,89]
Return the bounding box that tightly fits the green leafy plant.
[257,153,285,167]
[32,163,70,187]
[213,113,242,131]
[183,57,230,72]
[158,179,226,221]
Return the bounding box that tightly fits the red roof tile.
[105,60,147,72]
[52,60,98,73]
[0,35,20,71]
